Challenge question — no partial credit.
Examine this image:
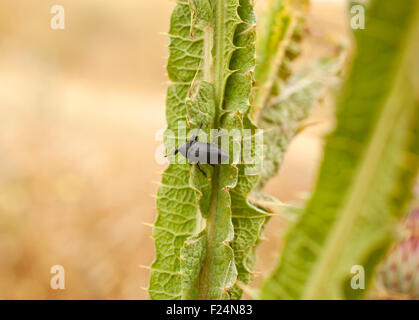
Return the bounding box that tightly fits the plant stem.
[199,165,220,299]
[198,0,230,299]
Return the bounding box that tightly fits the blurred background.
[0,0,348,299]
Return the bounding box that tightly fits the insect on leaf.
[150,0,265,300]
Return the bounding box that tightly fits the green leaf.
[223,1,272,300]
[180,231,207,299]
[197,0,269,300]
[224,2,312,298]
[257,53,345,188]
[195,0,242,300]
[150,0,264,300]
[149,0,213,300]
[254,0,308,114]
[229,118,269,300]
[261,0,419,300]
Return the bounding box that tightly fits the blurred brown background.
[0,0,348,299]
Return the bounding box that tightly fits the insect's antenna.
[192,122,204,142]
[198,122,203,137]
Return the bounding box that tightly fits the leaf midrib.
[198,0,228,300]
[302,16,418,299]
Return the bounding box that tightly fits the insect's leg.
[196,163,207,177]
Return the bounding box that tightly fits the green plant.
[149,0,419,300]
[261,0,419,300]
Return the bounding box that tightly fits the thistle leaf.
[261,0,419,300]
[197,0,242,300]
[180,231,207,299]
[257,53,345,188]
[254,0,309,114]
[224,1,271,300]
[149,0,213,300]
[150,0,263,300]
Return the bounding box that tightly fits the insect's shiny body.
[179,141,229,165]
[173,124,229,176]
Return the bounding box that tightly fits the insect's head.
[168,122,204,157]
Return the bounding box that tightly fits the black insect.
[172,123,229,177]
